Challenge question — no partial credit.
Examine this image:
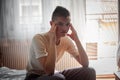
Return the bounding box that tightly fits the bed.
[0,67,26,80]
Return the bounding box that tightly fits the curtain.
[70,0,86,42]
[0,0,19,40]
[0,0,43,40]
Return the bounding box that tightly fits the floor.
[96,74,115,80]
[97,78,115,80]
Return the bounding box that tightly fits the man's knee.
[83,67,96,75]
[71,67,96,80]
[53,73,66,80]
[87,67,96,74]
[84,67,96,80]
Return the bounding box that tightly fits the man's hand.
[38,23,57,75]
[67,24,78,41]
[49,23,57,42]
[67,24,89,67]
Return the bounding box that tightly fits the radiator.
[0,40,30,69]
[0,40,80,71]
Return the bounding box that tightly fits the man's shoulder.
[62,36,71,41]
[31,33,47,43]
[61,36,73,44]
[32,34,41,41]
[60,36,75,50]
[33,33,47,39]
[34,34,41,37]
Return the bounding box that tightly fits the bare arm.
[38,40,56,75]
[67,24,89,67]
[74,38,89,67]
[37,24,57,75]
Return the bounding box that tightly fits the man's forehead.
[55,16,71,22]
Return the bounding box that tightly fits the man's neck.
[56,37,61,45]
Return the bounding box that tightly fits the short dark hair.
[52,6,70,21]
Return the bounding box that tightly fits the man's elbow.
[44,66,54,75]
[82,61,89,67]
[82,63,89,67]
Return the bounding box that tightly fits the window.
[85,0,118,75]
[19,0,42,24]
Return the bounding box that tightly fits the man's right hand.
[49,23,57,43]
[67,23,78,41]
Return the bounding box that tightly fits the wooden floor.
[96,74,115,80]
[97,78,115,80]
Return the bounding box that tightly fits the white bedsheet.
[0,67,26,80]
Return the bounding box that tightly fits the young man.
[25,6,96,80]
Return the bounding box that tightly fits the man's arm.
[38,40,56,75]
[67,24,89,67]
[33,35,56,75]
[74,38,89,67]
[37,24,57,75]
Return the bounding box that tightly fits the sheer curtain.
[0,0,85,41]
[70,0,86,43]
[0,0,44,40]
[0,0,19,40]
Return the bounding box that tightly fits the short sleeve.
[65,37,79,57]
[32,35,48,59]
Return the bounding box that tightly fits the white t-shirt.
[26,32,78,75]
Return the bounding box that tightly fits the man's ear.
[50,21,53,26]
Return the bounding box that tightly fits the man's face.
[53,16,71,38]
